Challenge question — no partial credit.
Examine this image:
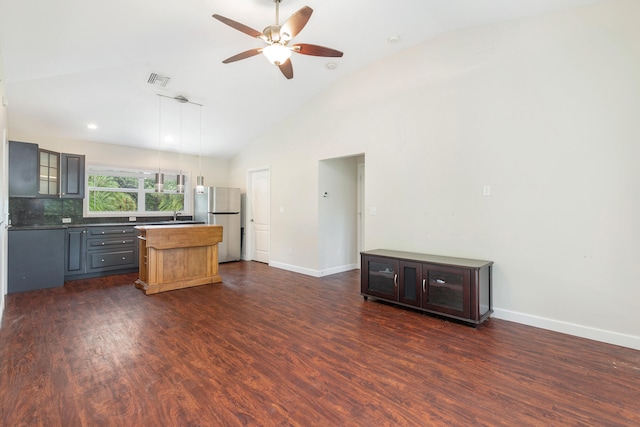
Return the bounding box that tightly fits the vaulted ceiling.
[0,0,610,158]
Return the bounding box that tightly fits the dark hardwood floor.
[1,261,639,426]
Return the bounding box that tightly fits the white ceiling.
[0,0,610,158]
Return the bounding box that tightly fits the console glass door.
[423,265,470,318]
[363,256,398,300]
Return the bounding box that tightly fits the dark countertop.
[8,220,203,231]
[8,225,67,231]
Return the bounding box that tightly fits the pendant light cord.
[158,95,162,173]
[198,105,202,176]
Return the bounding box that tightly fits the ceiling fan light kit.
[212,0,343,79]
[262,43,292,65]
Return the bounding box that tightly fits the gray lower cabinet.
[8,228,65,293]
[86,226,138,273]
[65,225,138,279]
[64,227,87,276]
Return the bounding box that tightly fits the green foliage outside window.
[87,167,186,215]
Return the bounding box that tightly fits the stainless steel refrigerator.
[194,187,241,263]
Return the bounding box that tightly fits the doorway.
[318,154,364,273]
[357,162,365,269]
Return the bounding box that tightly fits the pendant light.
[176,99,186,194]
[196,104,205,194]
[155,95,164,192]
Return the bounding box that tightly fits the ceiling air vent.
[147,72,171,88]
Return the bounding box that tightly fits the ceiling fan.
[212,0,343,79]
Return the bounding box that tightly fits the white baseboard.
[231,260,639,351]
[492,307,640,351]
[269,261,358,278]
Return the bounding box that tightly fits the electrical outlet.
[62,218,71,223]
[483,185,491,196]
[129,216,137,221]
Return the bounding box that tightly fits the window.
[85,165,189,216]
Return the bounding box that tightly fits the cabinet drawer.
[87,249,137,272]
[88,227,136,237]
[87,238,136,248]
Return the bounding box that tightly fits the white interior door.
[250,169,270,263]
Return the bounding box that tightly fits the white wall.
[229,0,640,349]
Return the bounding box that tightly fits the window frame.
[84,164,191,217]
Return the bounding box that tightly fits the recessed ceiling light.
[87,123,97,130]
[387,35,401,44]
[325,62,337,70]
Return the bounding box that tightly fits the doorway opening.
[318,154,365,274]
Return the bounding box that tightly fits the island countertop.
[135,224,224,295]
[135,223,223,249]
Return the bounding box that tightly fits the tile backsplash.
[9,198,190,226]
[9,198,82,226]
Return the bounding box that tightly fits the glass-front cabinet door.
[422,264,471,318]
[39,149,59,196]
[398,261,422,307]
[362,255,398,301]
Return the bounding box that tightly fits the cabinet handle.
[101,231,105,234]
[122,257,126,260]
[101,242,105,245]
[122,230,126,233]
[436,279,446,284]
[422,278,426,293]
[393,274,398,289]
[101,259,105,262]
[122,241,126,244]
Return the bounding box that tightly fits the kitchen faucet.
[173,211,181,221]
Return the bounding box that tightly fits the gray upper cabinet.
[60,153,85,198]
[8,141,38,197]
[8,140,85,199]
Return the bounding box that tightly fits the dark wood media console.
[361,249,493,325]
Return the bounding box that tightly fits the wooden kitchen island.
[134,224,223,295]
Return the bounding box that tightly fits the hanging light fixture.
[196,104,205,194]
[155,95,164,193]
[176,98,186,194]
[156,94,203,194]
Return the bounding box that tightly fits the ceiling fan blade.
[278,59,294,80]
[281,6,313,40]
[222,48,263,64]
[292,44,343,58]
[212,14,263,39]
